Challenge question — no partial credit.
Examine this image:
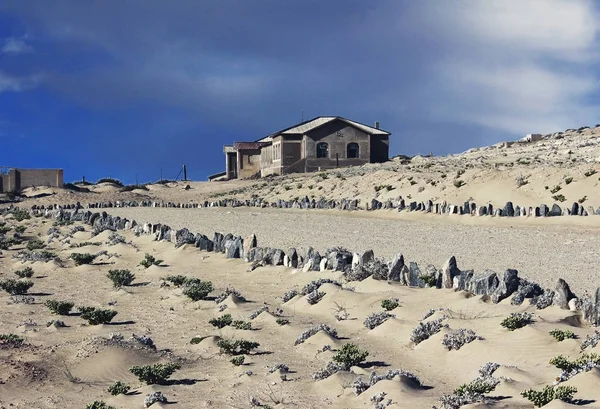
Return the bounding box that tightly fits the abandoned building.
[221,116,391,180]
[0,168,64,193]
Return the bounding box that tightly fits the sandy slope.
[2,214,600,409]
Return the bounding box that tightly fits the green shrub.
[217,338,260,355]
[163,275,188,287]
[129,362,181,385]
[232,320,252,330]
[500,312,533,331]
[12,209,31,222]
[230,356,245,366]
[549,353,600,372]
[14,267,34,278]
[107,269,135,288]
[45,300,74,315]
[381,298,399,311]
[453,180,465,188]
[0,279,34,295]
[14,225,26,234]
[549,329,575,342]
[0,224,9,235]
[454,379,497,396]
[70,253,97,266]
[420,274,437,287]
[521,385,577,407]
[182,279,213,301]
[564,177,573,185]
[96,178,123,186]
[550,185,562,194]
[209,314,233,329]
[190,336,209,344]
[584,169,597,177]
[26,239,46,251]
[85,401,116,409]
[78,307,118,325]
[140,253,163,268]
[107,380,130,395]
[332,343,369,370]
[552,194,566,202]
[0,333,24,346]
[276,318,289,326]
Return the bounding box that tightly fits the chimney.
[375,121,380,129]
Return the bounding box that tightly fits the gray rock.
[453,269,473,291]
[441,256,460,289]
[225,237,243,259]
[175,228,196,248]
[243,233,257,257]
[581,288,600,326]
[387,254,405,282]
[287,248,299,268]
[467,270,499,295]
[491,269,519,303]
[531,289,554,309]
[553,278,575,309]
[503,202,514,217]
[195,234,214,251]
[407,262,426,287]
[571,202,579,216]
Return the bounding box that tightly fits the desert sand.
[2,127,600,408]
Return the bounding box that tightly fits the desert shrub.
[248,305,269,320]
[162,275,188,287]
[454,378,497,397]
[190,336,209,344]
[232,320,252,330]
[230,356,245,366]
[120,184,149,192]
[549,353,600,373]
[26,239,46,251]
[0,279,34,295]
[0,333,24,346]
[364,311,395,330]
[295,324,338,345]
[215,287,246,304]
[276,318,289,326]
[453,179,465,188]
[106,269,135,288]
[130,362,181,385]
[552,194,566,202]
[144,391,167,407]
[107,380,130,395]
[500,312,533,331]
[0,224,9,235]
[85,401,116,409]
[140,253,163,268]
[70,241,102,248]
[332,343,369,369]
[182,279,213,301]
[96,178,123,186]
[564,177,573,185]
[281,288,299,302]
[217,338,260,355]
[585,169,597,177]
[581,330,600,350]
[312,361,346,380]
[381,298,399,311]
[209,314,233,328]
[14,225,26,233]
[0,237,20,250]
[305,290,325,305]
[410,318,447,344]
[420,274,438,287]
[550,185,562,194]
[521,385,577,407]
[549,329,575,342]
[13,267,34,278]
[12,209,31,222]
[442,328,482,351]
[70,252,97,266]
[78,307,118,325]
[45,300,74,315]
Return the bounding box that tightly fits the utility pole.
[183,165,187,181]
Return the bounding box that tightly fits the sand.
[2,212,600,409]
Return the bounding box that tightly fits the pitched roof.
[233,142,270,150]
[268,116,390,138]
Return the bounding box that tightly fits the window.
[347,142,359,158]
[248,155,252,164]
[316,142,329,158]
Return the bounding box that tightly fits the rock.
[568,298,579,312]
[213,232,225,252]
[361,250,375,266]
[581,288,600,326]
[453,269,473,291]
[195,234,214,252]
[548,204,562,217]
[491,269,519,303]
[319,258,328,271]
[511,279,543,305]
[478,206,487,216]
[441,256,460,289]
[503,202,514,217]
[243,234,257,257]
[467,270,499,295]
[387,254,405,282]
[571,202,579,216]
[532,289,554,309]
[302,259,313,272]
[175,228,196,248]
[225,237,243,259]
[407,262,426,287]
[287,248,299,268]
[553,278,575,309]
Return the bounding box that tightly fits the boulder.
[581,288,600,326]
[441,256,460,289]
[491,269,520,303]
[503,202,514,217]
[287,248,299,268]
[453,269,473,291]
[243,233,257,257]
[552,278,575,309]
[175,228,196,248]
[467,270,499,295]
[195,234,214,252]
[387,254,405,282]
[225,237,243,259]
[407,262,426,287]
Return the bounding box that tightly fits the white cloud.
[418,0,600,137]
[1,37,34,54]
[0,71,43,92]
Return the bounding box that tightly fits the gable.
[305,119,369,141]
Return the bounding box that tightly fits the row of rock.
[28,195,600,217]
[7,205,600,327]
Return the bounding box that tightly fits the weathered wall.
[0,168,64,193]
[304,120,371,172]
[237,149,262,179]
[370,135,389,163]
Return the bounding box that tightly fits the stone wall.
[7,204,597,327]
[0,168,64,193]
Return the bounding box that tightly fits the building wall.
[260,138,283,177]
[0,168,64,193]
[303,120,371,171]
[370,135,389,163]
[237,149,262,179]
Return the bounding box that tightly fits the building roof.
[233,142,270,150]
[257,116,390,141]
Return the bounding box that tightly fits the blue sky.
[2,0,600,183]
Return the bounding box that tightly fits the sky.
[1,0,600,183]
